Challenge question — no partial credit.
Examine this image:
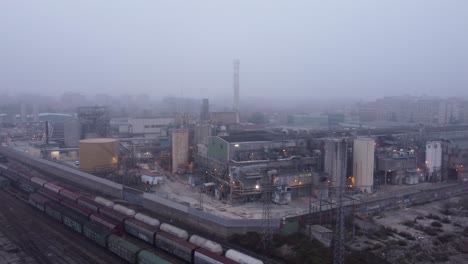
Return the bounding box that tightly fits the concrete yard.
[155,174,457,220]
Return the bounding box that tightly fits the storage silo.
[79,138,119,172]
[353,138,375,193]
[172,129,189,174]
[426,141,442,173]
[64,121,81,148]
[324,138,347,189]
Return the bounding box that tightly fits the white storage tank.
[225,249,263,264]
[426,141,442,173]
[160,223,188,240]
[353,138,375,193]
[113,204,136,216]
[189,235,223,255]
[94,196,115,207]
[135,213,160,226]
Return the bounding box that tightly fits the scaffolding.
[78,106,110,138]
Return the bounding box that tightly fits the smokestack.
[20,103,27,122]
[233,59,240,112]
[200,98,210,123]
[45,121,49,145]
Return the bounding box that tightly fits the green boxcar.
[137,250,171,264]
[61,207,87,234]
[45,202,63,222]
[83,222,112,248]
[107,235,141,264]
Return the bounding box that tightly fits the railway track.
[0,190,126,264]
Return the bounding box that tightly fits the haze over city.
[1,2,468,264]
[1,1,468,100]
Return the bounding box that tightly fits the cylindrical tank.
[135,213,160,226]
[64,121,81,148]
[113,204,136,216]
[225,249,264,264]
[94,196,115,207]
[160,223,188,240]
[79,138,119,172]
[189,235,223,255]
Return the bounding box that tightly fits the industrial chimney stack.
[233,59,240,112]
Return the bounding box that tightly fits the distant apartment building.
[355,96,468,125]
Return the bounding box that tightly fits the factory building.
[210,112,239,125]
[201,131,317,203]
[376,150,418,185]
[353,138,375,193]
[441,139,468,182]
[122,117,174,137]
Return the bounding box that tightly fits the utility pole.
[261,170,274,249]
[333,139,347,264]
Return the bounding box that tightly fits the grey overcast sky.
[1,1,467,100]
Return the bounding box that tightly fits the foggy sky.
[1,1,468,100]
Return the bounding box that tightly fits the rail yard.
[0,158,266,264]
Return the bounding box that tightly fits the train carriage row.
[1,163,264,264]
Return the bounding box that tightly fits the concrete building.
[441,139,468,182]
[288,114,328,128]
[64,121,81,148]
[194,124,213,145]
[122,118,174,137]
[353,138,375,193]
[323,138,348,190]
[201,131,316,202]
[172,129,189,174]
[210,112,239,125]
[376,150,417,185]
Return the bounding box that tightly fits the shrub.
[426,214,441,221]
[437,234,453,244]
[441,218,451,224]
[415,215,424,220]
[464,227,468,237]
[453,222,462,228]
[398,240,407,246]
[399,231,416,240]
[440,208,452,216]
[431,221,442,228]
[402,220,415,227]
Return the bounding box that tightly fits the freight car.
[137,250,171,264]
[77,196,102,212]
[194,247,238,264]
[155,231,198,262]
[5,158,265,264]
[124,218,158,244]
[90,213,124,235]
[108,235,142,264]
[94,196,115,207]
[29,193,49,211]
[83,221,113,248]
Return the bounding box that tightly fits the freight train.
[0,163,264,264]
